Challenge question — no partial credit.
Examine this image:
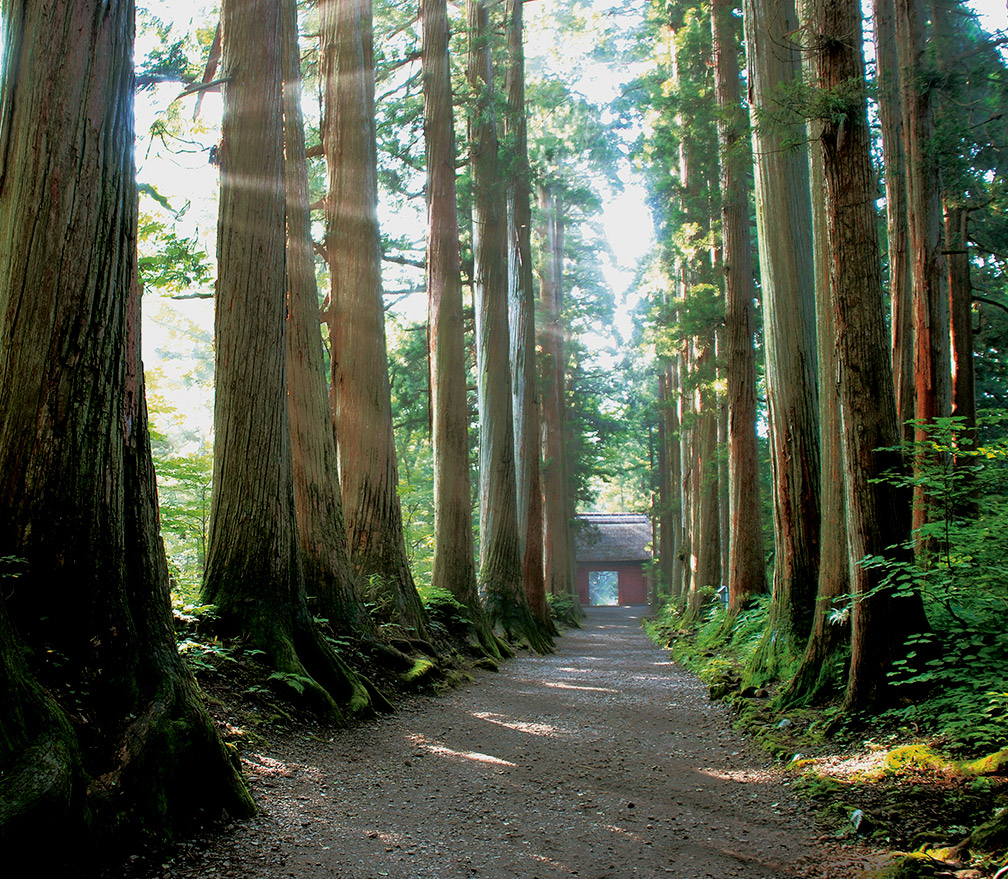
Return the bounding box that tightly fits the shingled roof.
[575,513,653,564]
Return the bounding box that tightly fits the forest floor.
[131,607,890,879]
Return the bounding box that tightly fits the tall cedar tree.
[896,0,951,552]
[710,0,767,613]
[669,10,720,617]
[0,0,252,851]
[537,186,579,605]
[505,0,556,640]
[204,0,372,717]
[467,0,551,650]
[787,0,850,700]
[282,0,374,641]
[420,0,506,657]
[322,0,430,639]
[743,0,822,679]
[810,0,929,709]
[874,0,915,443]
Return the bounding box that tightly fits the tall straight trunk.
[538,186,577,606]
[322,0,428,638]
[810,0,928,709]
[282,0,368,636]
[0,0,251,846]
[668,356,686,600]
[420,0,502,656]
[895,0,951,549]
[677,346,694,606]
[206,0,375,718]
[505,0,553,638]
[874,0,915,443]
[946,204,977,504]
[711,0,767,613]
[787,34,849,699]
[657,369,676,595]
[743,0,821,678]
[467,0,548,650]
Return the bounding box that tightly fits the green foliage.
[859,416,1008,753]
[546,592,581,628]
[418,586,472,636]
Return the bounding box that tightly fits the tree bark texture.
[537,186,577,605]
[811,0,928,709]
[420,0,502,656]
[505,0,553,637]
[743,0,821,673]
[895,0,951,548]
[787,40,849,699]
[873,0,915,444]
[282,0,367,635]
[656,369,676,596]
[467,0,547,649]
[946,204,977,507]
[207,0,377,718]
[0,0,251,848]
[322,0,428,637]
[711,0,767,614]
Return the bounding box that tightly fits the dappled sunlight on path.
[143,607,880,879]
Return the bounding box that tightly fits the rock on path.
[146,607,879,879]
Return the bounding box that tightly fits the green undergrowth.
[646,588,1008,874]
[547,592,582,629]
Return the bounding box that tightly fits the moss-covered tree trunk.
[743,0,821,681]
[0,0,252,851]
[420,0,504,658]
[467,0,549,651]
[505,0,555,642]
[322,0,429,640]
[711,0,767,614]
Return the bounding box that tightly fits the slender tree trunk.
[895,0,951,553]
[420,0,504,657]
[657,369,675,596]
[946,204,977,509]
[743,0,821,678]
[282,0,369,637]
[322,0,429,639]
[874,0,915,444]
[467,0,549,650]
[505,0,554,640]
[0,0,251,848]
[538,186,578,608]
[810,0,928,710]
[711,0,767,614]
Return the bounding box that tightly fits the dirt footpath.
[147,607,881,879]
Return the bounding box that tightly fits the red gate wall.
[576,563,649,606]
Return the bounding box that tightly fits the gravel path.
[149,607,881,879]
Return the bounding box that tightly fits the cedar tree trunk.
[420,0,504,657]
[711,0,767,613]
[505,0,555,639]
[467,0,549,650]
[321,0,429,638]
[743,0,822,678]
[810,0,929,709]
[0,0,251,851]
